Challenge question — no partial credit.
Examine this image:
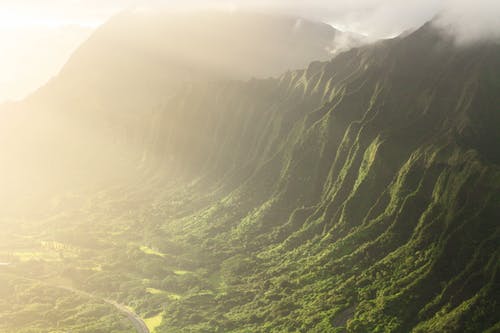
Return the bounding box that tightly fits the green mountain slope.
[133,23,500,332]
[1,15,499,333]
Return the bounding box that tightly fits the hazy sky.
[0,0,498,103]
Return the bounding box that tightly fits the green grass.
[144,313,163,332]
[146,287,182,300]
[139,246,166,258]
[146,287,165,295]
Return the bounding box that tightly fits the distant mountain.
[0,11,351,213]
[28,10,347,113]
[64,10,341,78]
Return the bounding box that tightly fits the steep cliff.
[136,23,500,332]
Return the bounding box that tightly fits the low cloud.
[435,0,500,44]
[5,1,499,42]
[137,0,500,43]
[233,0,500,43]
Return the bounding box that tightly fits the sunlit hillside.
[1,11,351,215]
[0,6,499,333]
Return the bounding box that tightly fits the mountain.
[126,22,499,332]
[1,13,499,333]
[0,11,348,214]
[28,10,346,114]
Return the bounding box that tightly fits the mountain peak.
[61,10,341,82]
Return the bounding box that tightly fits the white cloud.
[0,0,497,103]
[2,0,498,40]
[435,0,500,44]
[130,0,499,42]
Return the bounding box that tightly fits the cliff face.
[136,24,500,332]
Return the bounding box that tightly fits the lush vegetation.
[0,274,134,333]
[1,20,499,333]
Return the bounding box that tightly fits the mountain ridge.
[1,11,353,214]
[0,15,499,332]
[126,21,500,332]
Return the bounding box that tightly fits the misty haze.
[0,1,499,333]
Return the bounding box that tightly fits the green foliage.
[2,22,499,333]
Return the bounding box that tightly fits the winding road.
[58,285,150,333]
[105,299,149,333]
[0,272,149,333]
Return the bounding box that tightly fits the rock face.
[1,12,499,332]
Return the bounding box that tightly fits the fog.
[435,0,500,44]
[1,1,498,103]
